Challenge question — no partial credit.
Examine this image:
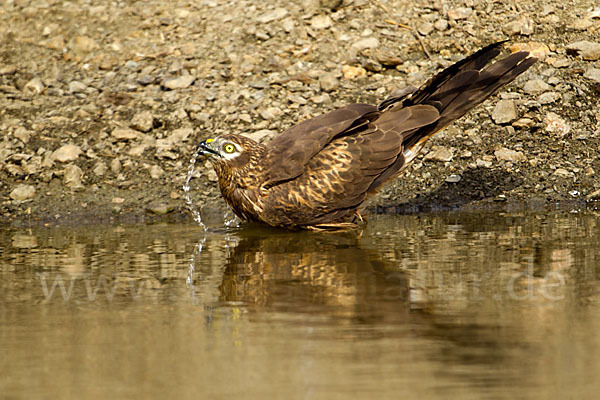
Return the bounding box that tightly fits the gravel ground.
[1,0,600,225]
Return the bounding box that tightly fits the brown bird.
[198,41,537,230]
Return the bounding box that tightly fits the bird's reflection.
[209,226,410,322]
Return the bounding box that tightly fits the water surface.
[1,211,600,399]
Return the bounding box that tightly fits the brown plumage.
[198,42,537,229]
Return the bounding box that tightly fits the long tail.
[379,41,537,157]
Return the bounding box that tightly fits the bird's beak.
[198,138,221,157]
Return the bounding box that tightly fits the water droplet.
[182,148,207,230]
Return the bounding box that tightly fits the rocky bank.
[1,0,600,226]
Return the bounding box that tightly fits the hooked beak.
[198,138,221,157]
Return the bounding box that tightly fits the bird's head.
[198,134,266,190]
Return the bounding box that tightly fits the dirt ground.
[1,0,600,226]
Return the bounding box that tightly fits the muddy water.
[1,212,600,399]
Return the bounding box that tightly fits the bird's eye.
[223,143,236,154]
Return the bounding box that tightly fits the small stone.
[69,35,98,54]
[445,174,461,183]
[24,78,45,95]
[503,16,534,36]
[424,146,453,162]
[492,99,518,124]
[0,65,17,75]
[111,158,122,174]
[130,110,154,132]
[68,81,87,93]
[570,18,593,31]
[63,164,84,189]
[146,202,174,215]
[281,18,295,32]
[583,67,600,83]
[523,79,551,94]
[476,159,493,168]
[566,41,600,61]
[14,127,32,144]
[112,197,125,204]
[417,22,434,36]
[244,129,275,143]
[112,128,139,140]
[93,161,108,177]
[256,8,288,23]
[553,168,573,178]
[311,15,332,29]
[149,165,164,179]
[447,7,473,20]
[352,37,380,52]
[434,19,449,31]
[509,42,550,60]
[168,127,193,144]
[320,0,342,10]
[162,75,195,90]
[10,184,35,201]
[342,65,367,79]
[544,112,570,136]
[513,118,535,129]
[319,72,339,92]
[128,144,148,157]
[537,91,561,104]
[52,144,82,162]
[494,147,526,162]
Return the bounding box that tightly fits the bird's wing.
[266,104,440,226]
[262,103,378,188]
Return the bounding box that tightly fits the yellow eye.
[223,143,236,154]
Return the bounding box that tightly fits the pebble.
[68,81,87,93]
[553,168,573,178]
[281,18,295,32]
[256,8,288,23]
[112,128,139,140]
[447,7,473,20]
[311,15,332,29]
[130,110,154,132]
[319,72,339,92]
[509,42,550,59]
[320,0,343,10]
[149,165,164,179]
[14,127,32,144]
[63,164,84,189]
[523,79,551,94]
[244,129,276,143]
[476,159,493,168]
[10,184,36,201]
[162,75,195,90]
[491,99,517,124]
[52,144,82,162]
[24,78,45,95]
[537,91,561,104]
[503,16,534,36]
[544,112,570,136]
[342,65,366,79]
[111,158,122,174]
[69,35,98,54]
[146,201,174,215]
[93,161,108,177]
[434,19,449,31]
[583,67,600,83]
[351,37,380,52]
[445,174,461,183]
[424,146,453,162]
[417,22,434,36]
[495,148,526,162]
[566,41,600,61]
[513,118,535,129]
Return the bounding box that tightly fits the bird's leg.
[353,210,367,224]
